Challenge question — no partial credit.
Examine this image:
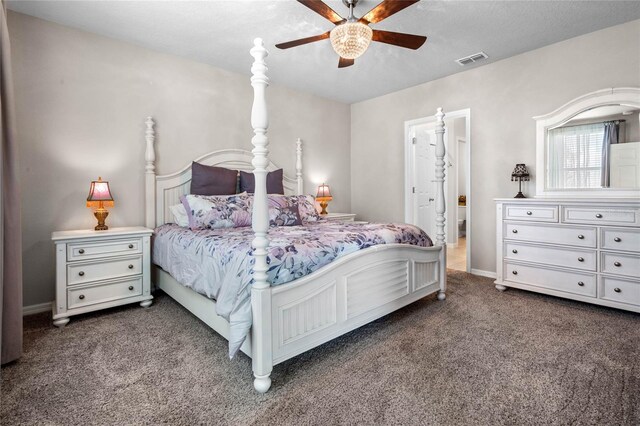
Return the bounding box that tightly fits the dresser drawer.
[599,276,640,307]
[67,256,142,286]
[601,252,640,278]
[601,228,640,253]
[504,204,558,222]
[505,242,596,271]
[562,206,640,226]
[504,222,596,248]
[504,262,596,297]
[68,238,142,261]
[67,277,143,310]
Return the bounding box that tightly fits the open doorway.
[404,109,471,272]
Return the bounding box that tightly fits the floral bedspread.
[152,221,432,358]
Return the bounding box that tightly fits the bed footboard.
[252,245,443,368]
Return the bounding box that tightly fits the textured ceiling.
[8,0,640,104]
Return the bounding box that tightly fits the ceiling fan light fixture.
[329,21,372,60]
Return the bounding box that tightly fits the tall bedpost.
[144,117,156,229]
[296,138,303,195]
[434,108,447,301]
[249,38,273,394]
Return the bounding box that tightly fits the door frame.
[404,108,471,272]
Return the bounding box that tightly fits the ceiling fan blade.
[298,0,345,25]
[275,32,330,49]
[372,30,427,50]
[360,0,420,24]
[338,57,355,68]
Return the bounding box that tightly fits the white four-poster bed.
[144,39,447,393]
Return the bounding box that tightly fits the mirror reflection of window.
[546,105,640,190]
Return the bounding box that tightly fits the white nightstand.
[322,213,357,222]
[51,226,153,327]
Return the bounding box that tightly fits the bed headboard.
[144,117,303,228]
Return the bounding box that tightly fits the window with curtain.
[547,123,605,189]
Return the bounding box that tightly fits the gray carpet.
[2,271,639,425]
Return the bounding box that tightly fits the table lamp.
[316,183,333,215]
[86,177,114,230]
[511,164,530,198]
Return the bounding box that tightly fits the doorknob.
[428,198,435,202]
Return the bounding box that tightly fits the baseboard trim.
[470,269,497,279]
[23,302,52,316]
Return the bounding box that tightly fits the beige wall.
[9,11,351,307]
[351,20,640,275]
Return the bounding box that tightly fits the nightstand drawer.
[323,213,356,222]
[67,238,142,261]
[67,256,142,285]
[67,277,143,310]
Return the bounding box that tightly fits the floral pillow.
[269,205,302,227]
[180,193,252,230]
[266,195,321,224]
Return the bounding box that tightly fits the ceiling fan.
[276,0,427,68]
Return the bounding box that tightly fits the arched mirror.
[535,87,640,198]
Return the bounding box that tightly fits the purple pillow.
[239,169,284,194]
[190,162,238,196]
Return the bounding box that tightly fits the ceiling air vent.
[455,52,488,66]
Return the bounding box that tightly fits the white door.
[610,142,640,188]
[410,124,437,238]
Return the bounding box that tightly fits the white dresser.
[52,227,153,327]
[495,199,640,313]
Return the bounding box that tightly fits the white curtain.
[547,123,604,189]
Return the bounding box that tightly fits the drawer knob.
[78,249,85,254]
[128,285,134,291]
[128,264,134,269]
[526,211,532,215]
[595,213,603,218]
[512,249,518,254]
[128,244,134,249]
[578,257,584,262]
[512,270,518,275]
[614,287,621,293]
[79,294,85,300]
[512,229,518,234]
[78,271,85,276]
[614,237,621,242]
[578,281,584,287]
[614,261,621,267]
[578,235,585,240]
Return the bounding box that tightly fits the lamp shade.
[511,164,530,181]
[316,183,333,201]
[86,177,114,208]
[329,21,373,60]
